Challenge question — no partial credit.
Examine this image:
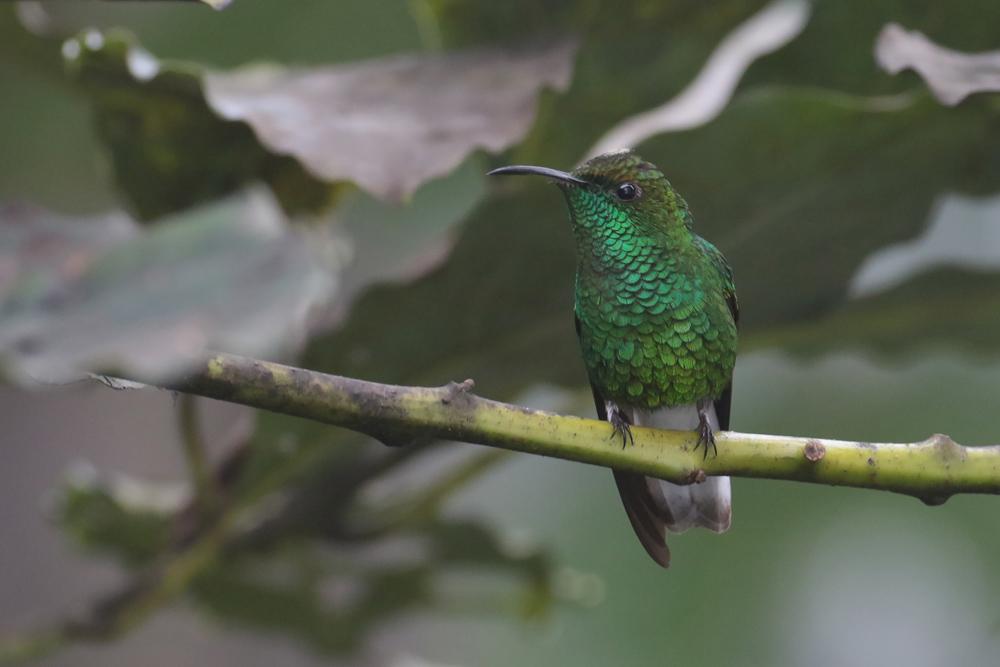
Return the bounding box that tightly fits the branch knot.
[441,379,475,405]
[804,440,826,462]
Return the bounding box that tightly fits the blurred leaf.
[35,0,423,69]
[425,0,795,185]
[744,0,1000,95]
[426,0,769,48]
[61,28,336,220]
[643,88,1000,350]
[56,464,178,568]
[756,268,1000,357]
[0,201,134,306]
[46,25,576,215]
[302,192,584,398]
[304,54,1000,407]
[876,23,1000,106]
[192,519,551,656]
[300,2,779,394]
[588,0,811,157]
[202,37,578,202]
[336,157,487,298]
[0,187,337,383]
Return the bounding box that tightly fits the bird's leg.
[606,401,633,448]
[695,397,717,460]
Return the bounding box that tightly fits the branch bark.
[167,353,1000,505]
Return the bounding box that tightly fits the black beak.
[487,165,588,187]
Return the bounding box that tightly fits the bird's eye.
[615,182,640,201]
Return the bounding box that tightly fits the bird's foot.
[607,402,633,448]
[695,399,717,460]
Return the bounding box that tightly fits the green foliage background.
[2,1,1000,666]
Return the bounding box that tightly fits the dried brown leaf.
[203,38,578,201]
[876,23,1000,105]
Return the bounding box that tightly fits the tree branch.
[166,353,1000,505]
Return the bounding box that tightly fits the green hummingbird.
[490,150,738,567]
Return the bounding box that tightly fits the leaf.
[876,23,1000,106]
[0,187,337,383]
[203,37,578,202]
[56,463,179,568]
[300,2,783,393]
[304,92,1000,402]
[191,519,551,656]
[748,268,1000,358]
[849,193,1000,299]
[37,24,577,214]
[640,88,1000,349]
[588,0,811,157]
[0,201,135,306]
[742,1,1000,97]
[60,27,337,220]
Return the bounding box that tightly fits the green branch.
[169,353,1000,505]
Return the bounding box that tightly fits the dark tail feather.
[613,470,671,568]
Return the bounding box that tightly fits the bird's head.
[489,150,692,240]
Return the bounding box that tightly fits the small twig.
[0,629,65,665]
[177,394,220,516]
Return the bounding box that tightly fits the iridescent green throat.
[566,186,737,410]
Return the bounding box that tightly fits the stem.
[165,353,1000,505]
[177,394,219,515]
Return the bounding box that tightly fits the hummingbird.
[489,150,738,567]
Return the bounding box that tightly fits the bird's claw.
[694,405,717,460]
[607,404,634,448]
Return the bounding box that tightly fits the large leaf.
[204,37,578,202]
[0,187,336,383]
[299,1,783,390]
[587,0,811,156]
[303,11,1000,400]
[643,88,1000,344]
[44,24,576,216]
[59,27,335,220]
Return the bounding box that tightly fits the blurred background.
[2,1,1000,666]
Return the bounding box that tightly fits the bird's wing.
[695,237,739,431]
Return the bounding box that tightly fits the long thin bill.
[487,165,588,186]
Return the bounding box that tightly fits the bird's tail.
[650,474,732,534]
[614,404,732,566]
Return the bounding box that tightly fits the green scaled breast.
[566,153,737,410]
